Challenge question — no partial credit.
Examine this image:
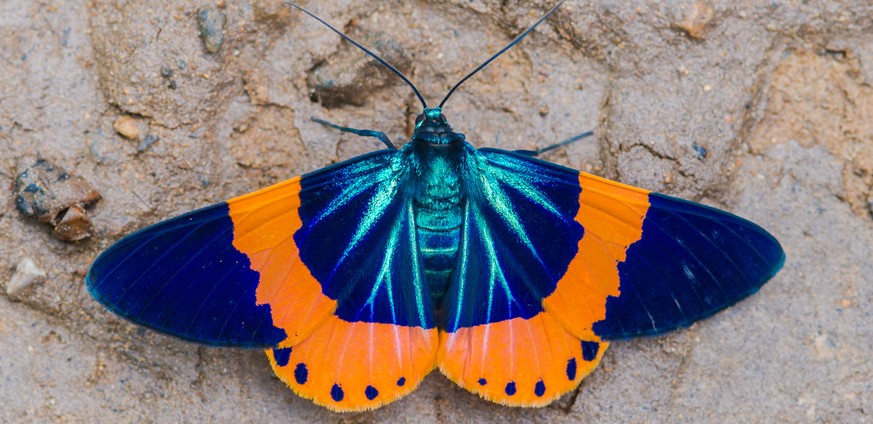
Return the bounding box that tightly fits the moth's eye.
[415,115,424,127]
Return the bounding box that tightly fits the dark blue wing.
[592,193,785,339]
[86,202,288,347]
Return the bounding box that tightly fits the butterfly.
[86,1,784,412]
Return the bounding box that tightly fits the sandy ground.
[1,0,871,422]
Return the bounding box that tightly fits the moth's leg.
[514,130,594,157]
[311,117,397,150]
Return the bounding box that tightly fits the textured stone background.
[1,1,871,422]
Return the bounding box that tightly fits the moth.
[87,1,784,412]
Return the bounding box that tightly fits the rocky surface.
[1,0,871,422]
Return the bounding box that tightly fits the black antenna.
[438,1,566,109]
[286,3,429,109]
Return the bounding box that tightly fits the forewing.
[86,152,404,347]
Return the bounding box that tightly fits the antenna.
[286,3,429,109]
[438,1,566,109]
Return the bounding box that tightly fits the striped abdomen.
[416,206,461,306]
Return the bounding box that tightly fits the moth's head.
[412,107,465,145]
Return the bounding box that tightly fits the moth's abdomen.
[416,207,462,306]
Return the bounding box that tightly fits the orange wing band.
[543,172,650,341]
[438,312,608,406]
[268,316,439,412]
[228,177,337,347]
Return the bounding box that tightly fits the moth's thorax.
[410,139,465,213]
[409,108,467,211]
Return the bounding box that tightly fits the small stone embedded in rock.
[14,158,101,241]
[198,8,226,54]
[693,143,708,160]
[6,257,47,301]
[160,65,174,78]
[113,115,139,140]
[53,204,93,241]
[673,1,716,39]
[308,30,412,107]
[137,134,160,152]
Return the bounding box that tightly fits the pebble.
[137,134,160,152]
[692,143,708,160]
[6,258,47,300]
[673,1,715,39]
[113,115,139,140]
[53,204,93,241]
[664,171,674,184]
[14,158,101,241]
[198,8,226,54]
